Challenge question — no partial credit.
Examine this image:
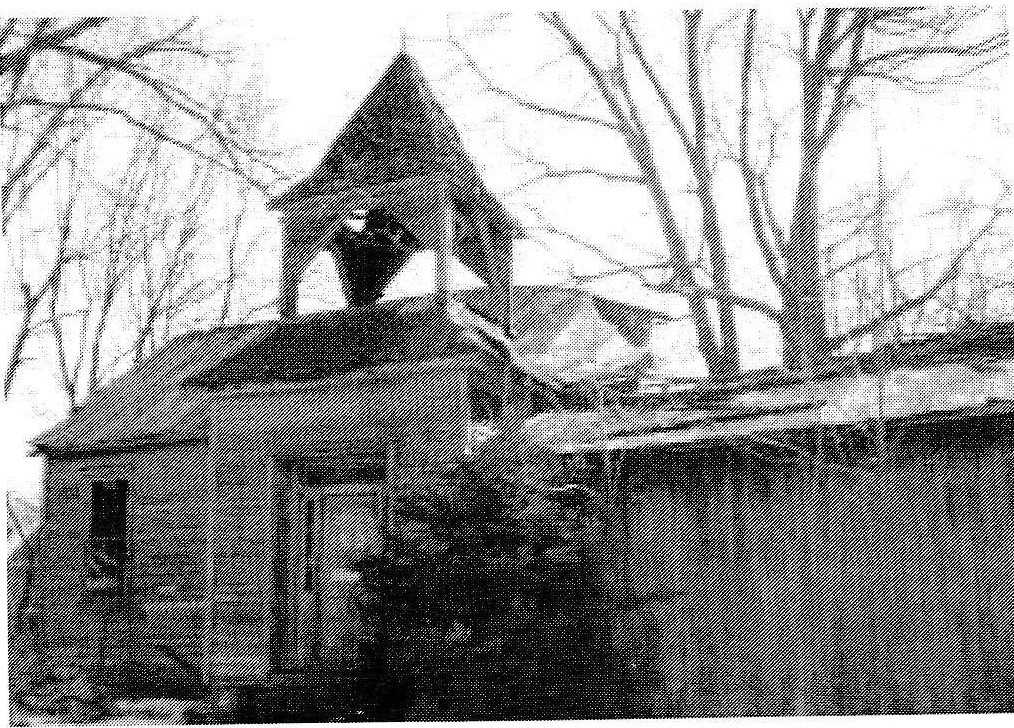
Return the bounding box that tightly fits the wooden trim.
[267,456,293,672]
[75,458,135,473]
[200,428,218,684]
[436,195,455,305]
[272,172,452,215]
[271,443,391,672]
[213,356,464,402]
[37,436,206,460]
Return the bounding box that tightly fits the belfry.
[272,51,519,332]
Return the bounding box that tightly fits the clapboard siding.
[35,441,212,675]
[612,424,1014,716]
[203,362,471,683]
[33,359,479,685]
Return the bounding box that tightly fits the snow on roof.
[528,321,1014,454]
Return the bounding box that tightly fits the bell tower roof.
[272,51,520,328]
[271,52,513,226]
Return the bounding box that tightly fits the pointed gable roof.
[272,52,495,207]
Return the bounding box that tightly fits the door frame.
[273,450,389,671]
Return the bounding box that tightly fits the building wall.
[33,441,210,679]
[610,422,1014,716]
[29,357,507,689]
[204,360,472,683]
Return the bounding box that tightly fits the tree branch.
[530,209,782,322]
[14,98,272,194]
[830,203,1008,346]
[446,36,618,130]
[817,12,870,154]
[618,11,695,155]
[4,249,88,398]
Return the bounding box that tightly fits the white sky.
[239,6,1013,365]
[2,4,1012,499]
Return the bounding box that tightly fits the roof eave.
[33,433,208,459]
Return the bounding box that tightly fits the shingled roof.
[271,52,509,216]
[32,304,497,454]
[191,299,503,387]
[33,286,662,453]
[32,323,274,454]
[195,285,663,387]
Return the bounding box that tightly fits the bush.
[355,463,653,720]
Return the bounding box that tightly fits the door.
[287,469,385,668]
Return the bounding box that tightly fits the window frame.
[86,478,128,595]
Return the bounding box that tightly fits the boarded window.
[88,479,127,592]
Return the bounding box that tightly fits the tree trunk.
[643,170,727,377]
[686,10,740,377]
[783,62,830,370]
[697,190,740,378]
[542,11,732,380]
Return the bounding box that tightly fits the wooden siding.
[611,426,1014,716]
[204,361,471,683]
[33,360,475,687]
[34,442,211,675]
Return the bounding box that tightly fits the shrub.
[355,463,653,720]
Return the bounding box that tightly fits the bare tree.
[47,150,88,407]
[3,17,282,405]
[449,8,1008,375]
[1,17,283,230]
[779,8,1006,366]
[5,241,86,399]
[459,12,747,378]
[36,136,256,409]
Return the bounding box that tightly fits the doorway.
[281,458,386,670]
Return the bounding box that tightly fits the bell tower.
[269,52,521,334]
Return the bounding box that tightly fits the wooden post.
[436,195,455,309]
[474,206,513,334]
[278,240,301,319]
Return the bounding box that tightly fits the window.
[88,480,127,592]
